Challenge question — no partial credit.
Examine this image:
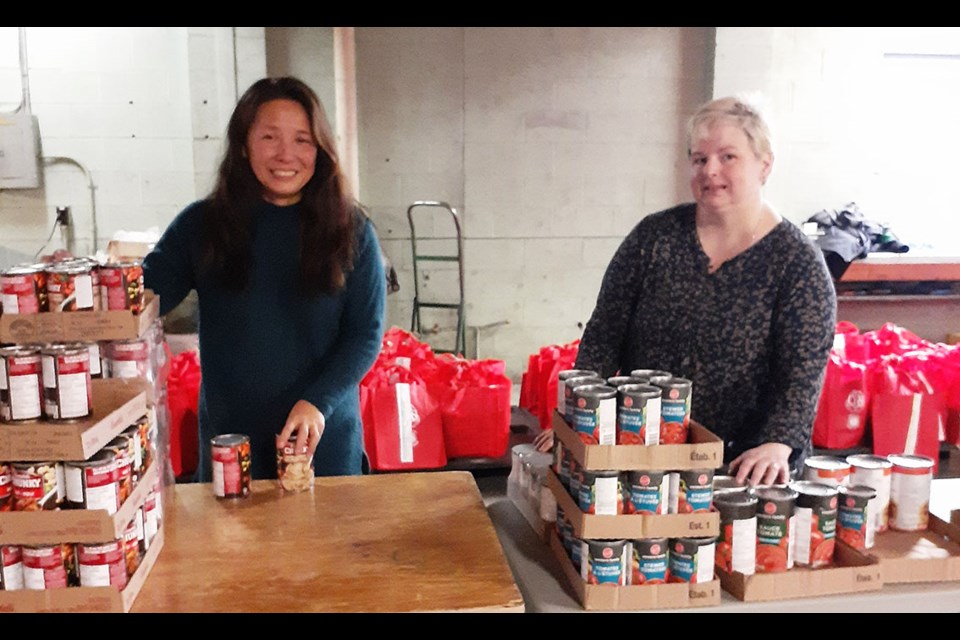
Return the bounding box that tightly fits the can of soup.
[45,260,96,312]
[12,461,64,511]
[211,434,251,499]
[556,369,599,420]
[277,436,315,492]
[571,384,617,445]
[41,343,93,421]
[578,469,623,515]
[668,536,716,584]
[624,469,667,515]
[1,263,47,314]
[888,454,935,532]
[64,449,121,514]
[670,468,715,514]
[0,463,12,512]
[616,383,662,446]
[847,453,893,533]
[0,545,24,591]
[22,543,77,589]
[0,345,43,422]
[791,480,839,568]
[77,539,128,591]
[563,374,604,426]
[713,490,758,575]
[803,455,851,487]
[98,259,145,313]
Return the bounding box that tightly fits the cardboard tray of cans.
[0,460,159,545]
[716,539,882,602]
[0,524,164,613]
[551,411,723,471]
[0,377,148,462]
[865,514,960,584]
[547,468,719,540]
[546,528,720,610]
[0,290,159,344]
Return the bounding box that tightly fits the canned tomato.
[847,453,893,533]
[571,384,617,445]
[104,337,152,380]
[563,375,604,426]
[0,463,11,511]
[211,434,251,498]
[276,436,314,493]
[668,536,716,584]
[713,490,758,575]
[616,383,662,445]
[0,545,24,591]
[556,369,599,419]
[98,259,145,313]
[624,469,667,515]
[1,263,47,314]
[0,345,43,422]
[670,468,714,514]
[580,539,629,585]
[790,480,839,568]
[752,485,797,573]
[22,543,77,589]
[64,449,121,514]
[46,260,95,312]
[803,455,851,487]
[12,461,64,511]
[41,343,92,420]
[77,539,128,590]
[837,484,876,549]
[649,376,692,444]
[888,453,935,532]
[630,537,669,584]
[578,469,623,515]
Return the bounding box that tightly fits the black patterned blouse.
[575,202,837,472]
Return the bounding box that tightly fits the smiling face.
[246,98,318,206]
[688,119,771,216]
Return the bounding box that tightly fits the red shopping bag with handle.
[439,358,512,459]
[812,351,869,450]
[869,354,943,474]
[165,349,201,479]
[360,364,447,471]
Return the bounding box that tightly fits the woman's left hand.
[276,400,325,459]
[727,442,792,486]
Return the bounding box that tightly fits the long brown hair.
[201,76,358,296]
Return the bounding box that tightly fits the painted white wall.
[2,26,957,388]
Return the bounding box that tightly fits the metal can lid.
[804,455,850,471]
[846,453,893,470]
[211,433,250,447]
[887,453,935,470]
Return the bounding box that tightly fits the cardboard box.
[106,240,155,261]
[548,469,719,539]
[548,529,720,610]
[0,524,164,613]
[0,377,148,461]
[552,411,723,471]
[867,514,960,583]
[0,461,159,545]
[507,479,551,543]
[0,290,159,344]
[718,540,882,601]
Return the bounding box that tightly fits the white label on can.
[557,381,566,416]
[23,565,46,590]
[731,517,757,575]
[787,515,796,569]
[57,372,88,419]
[79,563,111,587]
[2,559,24,590]
[9,371,41,421]
[1,294,18,315]
[794,506,813,566]
[667,472,680,514]
[594,475,620,515]
[598,396,616,445]
[852,467,892,532]
[74,274,94,309]
[890,469,932,531]
[645,396,661,446]
[88,345,102,377]
[696,542,716,583]
[109,359,141,378]
[395,383,414,463]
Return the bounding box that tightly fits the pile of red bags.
[813,321,960,472]
[518,339,580,431]
[359,327,513,471]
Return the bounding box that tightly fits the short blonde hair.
[686,96,773,159]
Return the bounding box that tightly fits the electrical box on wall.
[0,111,40,189]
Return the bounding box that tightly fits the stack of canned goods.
[556,368,693,447]
[1,257,145,316]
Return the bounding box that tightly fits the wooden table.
[130,471,524,613]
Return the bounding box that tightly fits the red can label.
[0,545,24,591]
[1,271,43,314]
[46,264,95,312]
[77,540,128,590]
[105,338,151,379]
[42,346,92,420]
[212,434,251,498]
[12,462,63,511]
[1,348,43,422]
[99,262,145,313]
[22,543,76,589]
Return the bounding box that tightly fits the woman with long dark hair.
[144,76,386,481]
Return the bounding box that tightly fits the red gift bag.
[440,359,512,459]
[165,349,201,479]
[534,340,579,431]
[812,351,869,450]
[360,365,447,471]
[869,355,943,474]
